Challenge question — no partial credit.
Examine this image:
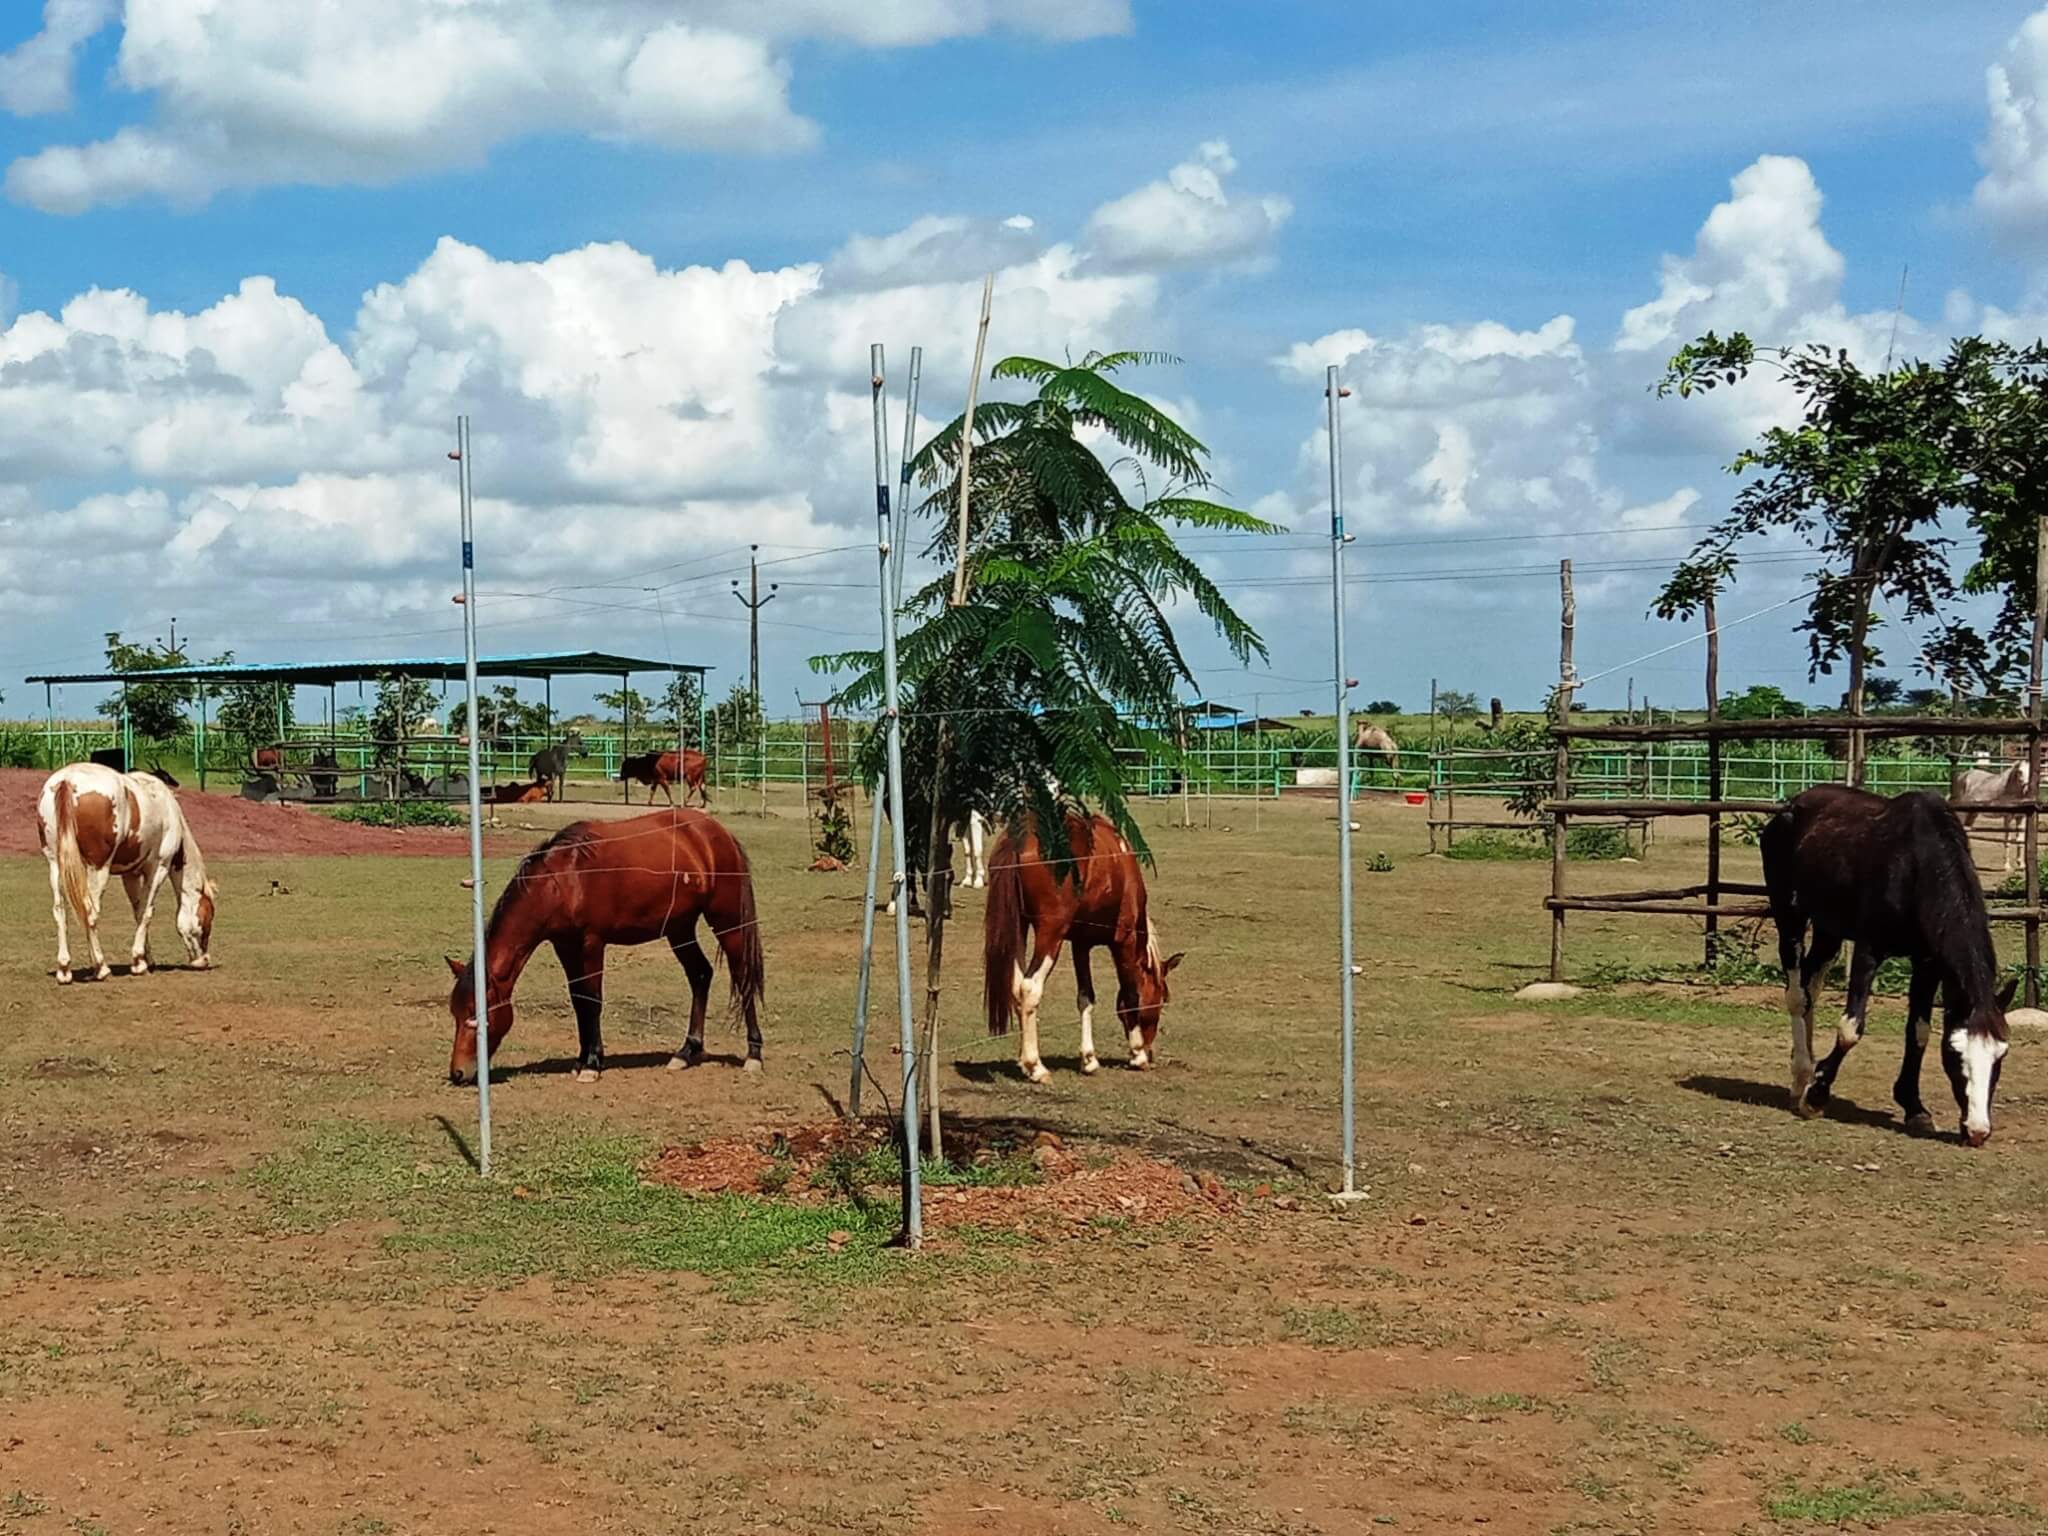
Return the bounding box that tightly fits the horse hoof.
[190,956,212,971]
[742,1058,763,1075]
[55,970,72,986]
[666,1055,689,1072]
[1024,1063,1051,1084]
[131,959,149,976]
[93,967,111,982]
[575,1068,600,1084]
[1793,1091,1824,1120]
[1129,1051,1151,1071]
[1081,1054,1100,1075]
[1905,1111,1937,1135]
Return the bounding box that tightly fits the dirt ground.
[2,784,2046,1534]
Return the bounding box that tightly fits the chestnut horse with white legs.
[445,809,763,1084]
[36,763,216,983]
[983,813,1182,1082]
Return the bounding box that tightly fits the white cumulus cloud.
[1976,6,2048,242]
[2,0,1129,213]
[1085,141,1292,272]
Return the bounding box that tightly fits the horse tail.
[51,780,93,929]
[724,836,766,1022]
[984,831,1027,1037]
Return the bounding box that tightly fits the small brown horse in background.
[618,748,710,807]
[445,809,763,1083]
[984,813,1182,1082]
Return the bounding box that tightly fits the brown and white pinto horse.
[445,809,763,1084]
[617,749,710,808]
[983,814,1182,1082]
[36,763,216,983]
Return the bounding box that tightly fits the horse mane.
[1897,793,2007,1036]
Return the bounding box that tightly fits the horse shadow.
[1677,1074,1938,1139]
[493,1048,747,1081]
[951,1054,1107,1084]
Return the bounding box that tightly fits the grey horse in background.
[529,731,585,803]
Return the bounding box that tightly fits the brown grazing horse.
[617,749,709,807]
[445,809,763,1084]
[984,813,1182,1082]
[1762,785,2013,1145]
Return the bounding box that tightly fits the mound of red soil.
[0,769,476,859]
[642,1119,1238,1235]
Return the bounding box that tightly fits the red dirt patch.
[642,1118,1239,1233]
[0,768,485,858]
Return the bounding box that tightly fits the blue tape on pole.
[876,487,889,516]
[462,540,474,569]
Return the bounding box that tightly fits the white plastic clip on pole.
[454,416,492,1178]
[1326,368,1364,1204]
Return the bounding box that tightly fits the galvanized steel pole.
[849,348,921,1116]
[871,346,922,1244]
[1326,366,1362,1203]
[453,416,493,1178]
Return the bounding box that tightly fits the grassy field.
[2,787,2046,1534]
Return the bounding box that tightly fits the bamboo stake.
[1550,560,1574,983]
[948,275,995,609]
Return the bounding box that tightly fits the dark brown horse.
[445,809,763,1084]
[1762,785,2014,1145]
[983,813,1181,1082]
[618,748,709,808]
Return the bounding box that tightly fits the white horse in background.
[36,763,216,983]
[887,810,989,915]
[1951,754,2033,873]
[1351,720,1400,792]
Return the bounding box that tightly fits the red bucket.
[1403,791,1427,806]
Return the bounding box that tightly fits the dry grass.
[1,787,2045,1533]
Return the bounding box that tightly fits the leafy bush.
[1364,851,1394,873]
[325,801,468,829]
[0,725,39,769]
[1565,825,1629,860]
[1442,832,1547,861]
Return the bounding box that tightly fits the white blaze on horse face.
[1949,1028,2008,1143]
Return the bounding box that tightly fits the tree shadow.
[1676,1074,1938,1138]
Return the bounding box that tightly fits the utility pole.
[731,545,778,706]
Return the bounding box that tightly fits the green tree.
[1716,684,1808,721]
[370,676,436,767]
[1435,689,1480,720]
[453,684,549,742]
[1657,332,2048,696]
[594,685,650,728]
[1363,698,1400,715]
[214,680,292,756]
[708,682,762,748]
[818,349,1275,867]
[99,632,199,742]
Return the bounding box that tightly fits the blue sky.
[5,0,2048,723]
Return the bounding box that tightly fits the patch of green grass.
[248,1121,902,1286]
[1434,1390,1553,1421]
[1443,832,1548,862]
[1765,1483,1962,1523]
[1778,1420,1816,1445]
[324,800,468,829]
[922,1152,1039,1188]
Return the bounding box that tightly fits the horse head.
[445,954,515,1084]
[1944,975,2016,1147]
[1121,927,1184,1069]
